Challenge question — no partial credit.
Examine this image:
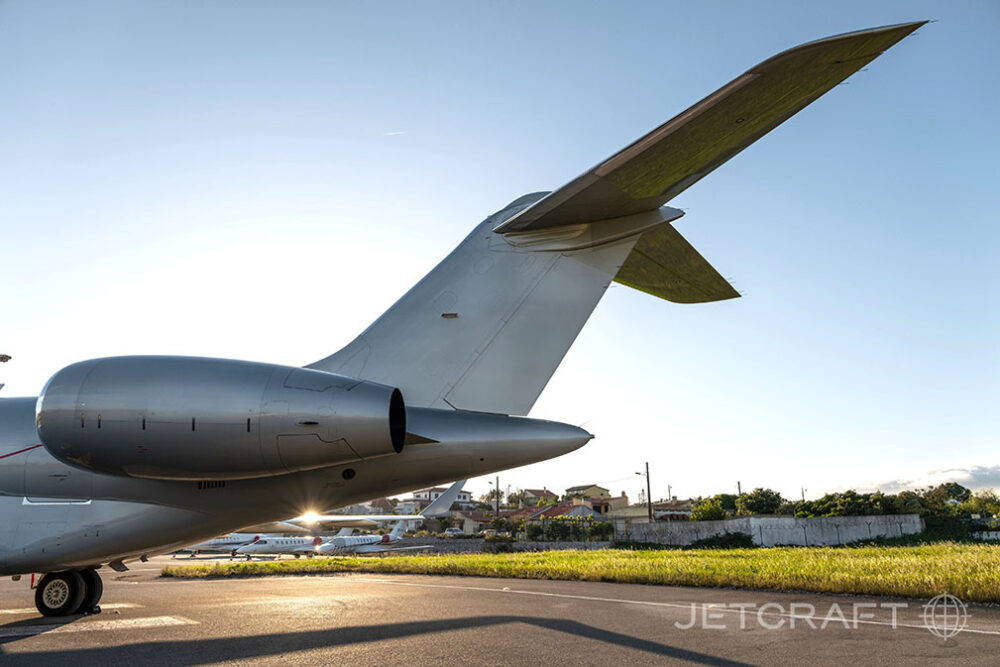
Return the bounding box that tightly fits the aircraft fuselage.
[0,396,587,574]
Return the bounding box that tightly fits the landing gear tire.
[34,571,86,617]
[78,569,104,615]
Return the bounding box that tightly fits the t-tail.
[420,480,465,518]
[308,22,925,418]
[388,520,406,540]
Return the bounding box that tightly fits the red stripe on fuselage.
[0,443,42,459]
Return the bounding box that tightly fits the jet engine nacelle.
[36,356,405,481]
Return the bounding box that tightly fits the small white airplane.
[175,533,261,557]
[315,519,428,556]
[235,535,326,560]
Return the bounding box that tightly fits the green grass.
[161,543,1000,602]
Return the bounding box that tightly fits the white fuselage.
[185,533,261,553]
[317,533,397,555]
[236,537,321,557]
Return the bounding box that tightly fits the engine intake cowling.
[36,356,405,481]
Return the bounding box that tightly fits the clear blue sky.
[2,2,997,503]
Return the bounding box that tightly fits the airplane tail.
[307,22,924,417]
[421,480,465,518]
[307,195,646,416]
[388,520,406,540]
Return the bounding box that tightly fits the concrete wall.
[395,538,613,553]
[622,514,924,547]
[972,531,1000,541]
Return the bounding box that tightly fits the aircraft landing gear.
[34,569,103,617]
[78,569,103,615]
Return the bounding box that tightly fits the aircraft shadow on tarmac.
[0,614,753,665]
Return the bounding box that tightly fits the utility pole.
[667,484,672,501]
[737,481,742,496]
[801,488,807,503]
[636,463,653,521]
[495,475,500,518]
[645,462,652,522]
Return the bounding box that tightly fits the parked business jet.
[214,480,465,559]
[316,520,427,556]
[0,23,925,616]
[235,536,325,560]
[177,533,261,557]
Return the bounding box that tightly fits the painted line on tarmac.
[0,603,141,615]
[346,577,1000,637]
[0,615,196,638]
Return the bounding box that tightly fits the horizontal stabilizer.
[614,223,740,303]
[493,21,926,234]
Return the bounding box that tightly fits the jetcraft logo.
[674,594,970,638]
[921,593,969,639]
[673,601,909,632]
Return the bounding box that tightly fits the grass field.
[162,543,1000,602]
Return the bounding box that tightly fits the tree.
[923,482,972,512]
[776,501,801,516]
[489,516,510,532]
[736,488,784,515]
[961,490,1000,519]
[506,489,528,508]
[895,490,926,515]
[526,523,544,541]
[479,488,503,505]
[709,494,738,512]
[690,498,726,521]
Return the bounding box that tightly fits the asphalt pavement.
[0,554,996,665]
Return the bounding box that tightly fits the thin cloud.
[874,465,1000,493]
[382,131,406,136]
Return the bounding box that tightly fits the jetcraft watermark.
[675,593,969,638]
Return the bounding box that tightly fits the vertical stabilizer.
[421,479,466,518]
[308,194,636,416]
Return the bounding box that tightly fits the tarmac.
[0,554,997,665]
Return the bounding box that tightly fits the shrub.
[481,534,516,553]
[589,521,614,540]
[690,498,726,521]
[569,523,589,541]
[689,532,755,549]
[546,521,571,541]
[736,488,784,515]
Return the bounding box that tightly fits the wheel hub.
[42,580,69,609]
